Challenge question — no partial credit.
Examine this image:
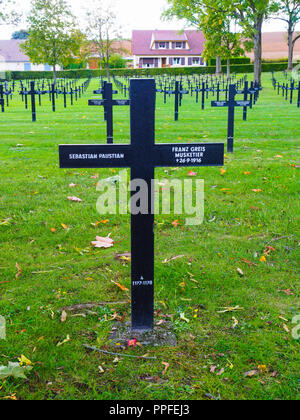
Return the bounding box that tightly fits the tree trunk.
[288,29,294,71]
[253,16,263,85]
[215,56,222,75]
[53,64,57,86]
[227,58,230,79]
[106,63,110,82]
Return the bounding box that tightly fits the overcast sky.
[0,0,297,39]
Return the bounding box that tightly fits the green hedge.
[4,61,297,81]
[208,57,251,66]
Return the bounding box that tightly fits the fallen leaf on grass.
[18,355,33,366]
[57,335,71,347]
[162,255,185,264]
[180,313,190,323]
[232,317,239,329]
[242,258,258,267]
[237,268,244,277]
[67,196,82,202]
[3,394,17,400]
[50,228,56,233]
[91,220,109,227]
[115,253,131,262]
[172,220,179,227]
[283,324,290,333]
[244,370,259,378]
[217,368,225,376]
[61,224,68,230]
[91,236,114,249]
[187,171,197,177]
[264,246,276,256]
[0,218,12,226]
[162,362,170,375]
[220,168,226,176]
[111,280,129,292]
[217,306,244,313]
[98,365,105,374]
[252,189,262,193]
[258,365,268,373]
[61,311,67,323]
[278,289,294,295]
[15,263,22,279]
[260,256,267,263]
[68,183,77,188]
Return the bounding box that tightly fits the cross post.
[89,82,130,144]
[211,84,251,153]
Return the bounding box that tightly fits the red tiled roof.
[0,40,28,62]
[152,31,188,41]
[132,30,204,56]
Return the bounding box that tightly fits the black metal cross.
[162,81,189,121]
[59,79,224,332]
[89,82,130,144]
[211,84,251,153]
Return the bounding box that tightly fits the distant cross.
[211,84,251,153]
[89,82,130,144]
[163,81,189,121]
[60,79,224,332]
[0,85,4,113]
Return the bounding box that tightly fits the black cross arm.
[211,100,229,107]
[59,145,132,168]
[59,142,224,169]
[153,143,224,167]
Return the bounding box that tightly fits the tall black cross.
[59,79,224,332]
[211,84,251,153]
[163,81,189,121]
[89,82,130,144]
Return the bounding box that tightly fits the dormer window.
[159,42,167,49]
[176,42,182,49]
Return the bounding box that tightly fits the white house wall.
[0,62,60,71]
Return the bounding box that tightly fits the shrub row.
[207,57,251,66]
[3,61,297,81]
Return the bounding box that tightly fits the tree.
[225,0,279,85]
[12,30,29,40]
[0,0,21,25]
[85,1,122,81]
[273,0,300,70]
[108,54,127,69]
[21,0,82,84]
[163,0,278,84]
[201,10,245,78]
[162,0,223,75]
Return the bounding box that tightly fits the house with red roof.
[132,30,205,69]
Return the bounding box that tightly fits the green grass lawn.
[0,72,299,400]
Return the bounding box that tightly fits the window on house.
[192,57,200,65]
[173,58,181,65]
[143,63,154,68]
[159,42,166,49]
[175,42,182,49]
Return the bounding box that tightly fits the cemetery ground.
[0,73,299,401]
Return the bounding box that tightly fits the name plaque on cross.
[59,79,224,332]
